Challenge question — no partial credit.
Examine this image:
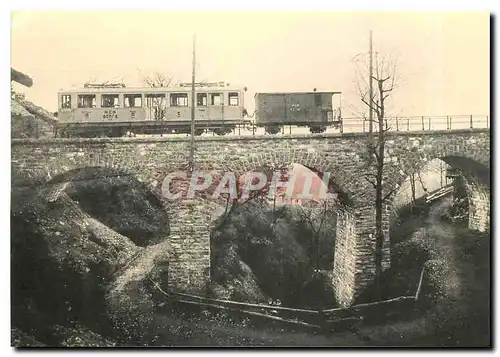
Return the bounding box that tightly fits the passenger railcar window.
[228,92,239,106]
[145,94,166,108]
[61,95,72,109]
[102,94,120,108]
[124,94,142,108]
[210,93,222,106]
[171,93,188,107]
[77,94,96,108]
[197,93,207,106]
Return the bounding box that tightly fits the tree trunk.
[410,173,416,205]
[316,233,320,272]
[374,133,385,301]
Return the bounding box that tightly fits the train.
[55,82,343,137]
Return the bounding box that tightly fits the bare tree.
[142,72,178,120]
[409,170,427,206]
[355,53,400,298]
[405,147,428,206]
[295,199,338,272]
[143,72,176,88]
[214,164,291,231]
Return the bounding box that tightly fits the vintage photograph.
[10,11,490,347]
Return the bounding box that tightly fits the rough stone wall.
[332,209,357,307]
[350,204,393,302]
[166,200,212,292]
[463,175,491,233]
[11,129,490,305]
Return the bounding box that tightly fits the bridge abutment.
[332,210,357,306]
[166,200,211,293]
[466,178,491,233]
[332,205,392,307]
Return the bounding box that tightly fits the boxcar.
[254,91,342,133]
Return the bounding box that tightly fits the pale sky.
[11,11,490,116]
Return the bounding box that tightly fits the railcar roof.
[59,86,245,94]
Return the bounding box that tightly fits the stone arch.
[41,164,166,207]
[194,146,360,237]
[44,165,170,237]
[39,163,216,292]
[199,148,360,307]
[386,142,490,234]
[204,148,358,202]
[201,148,359,231]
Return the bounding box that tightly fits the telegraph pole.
[189,34,196,172]
[368,30,374,138]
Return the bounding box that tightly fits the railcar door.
[124,93,145,121]
[196,92,209,121]
[224,91,242,122]
[208,92,224,124]
[74,93,98,122]
[145,94,167,121]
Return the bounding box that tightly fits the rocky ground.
[11,96,57,139]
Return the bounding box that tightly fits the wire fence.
[340,114,489,134]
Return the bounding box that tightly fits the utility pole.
[189,34,196,172]
[368,30,374,138]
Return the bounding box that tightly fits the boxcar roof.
[254,91,342,97]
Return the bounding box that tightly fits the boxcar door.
[318,93,334,123]
[286,93,316,125]
[313,92,324,123]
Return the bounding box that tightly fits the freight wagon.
[254,91,342,134]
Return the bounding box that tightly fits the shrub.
[392,228,438,269]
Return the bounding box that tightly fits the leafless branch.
[382,187,398,202]
[364,176,377,189]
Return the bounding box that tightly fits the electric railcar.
[55,82,250,137]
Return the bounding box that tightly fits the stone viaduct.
[11,129,490,307]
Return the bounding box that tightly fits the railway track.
[50,114,489,139]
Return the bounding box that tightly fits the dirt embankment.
[354,197,490,347]
[11,168,171,346]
